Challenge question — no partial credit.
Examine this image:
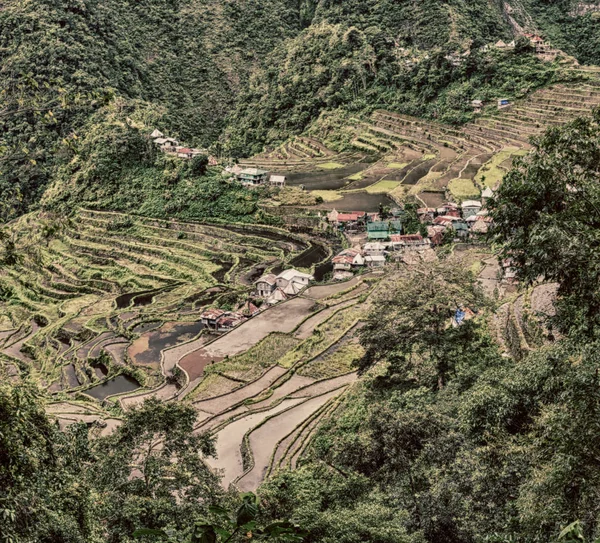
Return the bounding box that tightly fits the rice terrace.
[3,2,600,538]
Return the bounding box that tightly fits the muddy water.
[132,321,162,334]
[316,192,395,212]
[285,164,370,190]
[64,364,80,388]
[314,261,333,282]
[85,374,139,400]
[402,159,438,185]
[179,350,224,381]
[94,364,109,379]
[289,243,329,269]
[212,261,234,282]
[115,285,175,310]
[128,321,204,368]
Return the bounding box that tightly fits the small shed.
[269,175,287,187]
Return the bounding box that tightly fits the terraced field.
[247,76,600,208]
[0,207,380,490]
[0,209,331,407]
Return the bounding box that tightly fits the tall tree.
[488,108,600,336]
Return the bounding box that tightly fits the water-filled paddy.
[285,164,370,190]
[85,374,140,400]
[315,192,395,212]
[128,320,205,368]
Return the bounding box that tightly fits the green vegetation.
[364,180,401,194]
[253,108,600,543]
[475,146,529,188]
[224,26,571,157]
[310,190,343,202]
[522,0,600,65]
[448,177,481,200]
[489,107,600,334]
[205,333,300,382]
[41,101,267,224]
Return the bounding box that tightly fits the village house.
[471,100,484,113]
[200,308,226,329]
[150,129,164,139]
[237,300,261,317]
[269,175,287,187]
[366,220,401,241]
[427,225,447,246]
[266,287,289,305]
[389,234,431,252]
[452,221,470,239]
[237,168,269,186]
[363,242,386,257]
[461,200,483,219]
[498,98,511,109]
[481,187,494,205]
[255,269,314,301]
[255,273,277,298]
[327,209,367,227]
[276,269,314,290]
[417,207,436,223]
[216,312,246,333]
[502,258,518,284]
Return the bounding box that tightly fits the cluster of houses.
[332,234,434,280]
[150,129,217,163]
[254,268,314,305]
[199,300,261,333]
[226,165,287,188]
[327,190,495,279]
[197,268,314,334]
[418,192,494,244]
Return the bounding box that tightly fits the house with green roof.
[366,220,403,240]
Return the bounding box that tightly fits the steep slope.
[0,0,303,220]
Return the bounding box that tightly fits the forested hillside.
[0,0,303,220]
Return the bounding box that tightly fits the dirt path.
[303,278,361,300]
[206,398,304,488]
[236,388,346,491]
[248,374,315,410]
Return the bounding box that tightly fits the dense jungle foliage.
[522,0,600,65]
[0,0,304,221]
[39,101,267,224]
[253,109,600,543]
[1,0,590,221]
[222,26,568,157]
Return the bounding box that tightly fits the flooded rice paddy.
[285,164,370,190]
[128,320,205,368]
[85,374,140,400]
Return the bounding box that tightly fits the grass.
[311,190,343,202]
[297,342,364,380]
[0,209,291,397]
[273,187,317,206]
[448,178,481,201]
[422,154,437,161]
[386,162,408,169]
[278,305,363,369]
[365,180,401,194]
[188,373,239,402]
[319,162,345,170]
[204,332,300,382]
[475,146,529,188]
[346,172,363,181]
